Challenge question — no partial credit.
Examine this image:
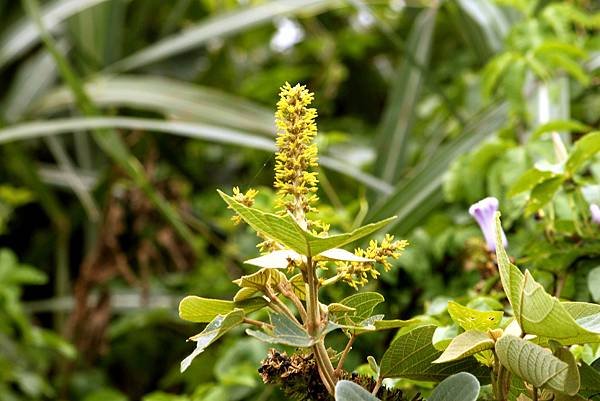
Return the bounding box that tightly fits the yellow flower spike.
[273,82,319,228]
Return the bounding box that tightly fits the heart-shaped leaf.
[495,335,580,395]
[379,325,490,382]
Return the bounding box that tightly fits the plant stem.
[243,317,273,330]
[371,376,383,396]
[532,386,538,401]
[264,286,301,325]
[277,282,307,322]
[335,334,356,377]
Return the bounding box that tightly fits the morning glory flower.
[469,197,507,251]
[590,204,600,224]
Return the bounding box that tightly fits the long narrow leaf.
[367,102,509,233]
[105,0,340,72]
[0,0,113,70]
[375,7,438,184]
[0,117,392,194]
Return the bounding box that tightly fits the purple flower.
[469,197,507,251]
[590,204,600,224]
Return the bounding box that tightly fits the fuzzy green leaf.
[335,380,380,401]
[447,301,503,331]
[338,292,384,324]
[428,372,480,401]
[495,335,579,395]
[433,330,494,363]
[379,325,490,382]
[219,190,395,256]
[494,214,600,344]
[181,309,245,372]
[246,313,312,347]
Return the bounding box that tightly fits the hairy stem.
[277,282,307,322]
[265,286,301,326]
[371,376,383,396]
[243,318,273,330]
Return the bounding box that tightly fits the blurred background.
[0,0,598,400]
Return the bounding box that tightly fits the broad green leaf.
[233,267,287,292]
[244,250,301,269]
[494,214,600,344]
[588,267,600,303]
[566,132,600,174]
[495,335,579,395]
[524,176,565,216]
[328,303,356,313]
[531,120,592,140]
[563,302,600,333]
[549,345,580,396]
[233,287,258,302]
[338,292,384,323]
[181,309,244,372]
[178,296,267,323]
[379,325,490,382]
[508,169,559,197]
[447,301,503,331]
[334,380,380,401]
[220,190,395,256]
[433,330,494,363]
[428,372,480,401]
[246,313,312,347]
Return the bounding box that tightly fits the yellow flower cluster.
[230,186,258,225]
[273,82,319,225]
[337,234,409,289]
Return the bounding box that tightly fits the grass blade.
[105,0,340,72]
[0,0,113,71]
[0,116,392,194]
[32,75,275,135]
[367,101,509,233]
[375,7,438,184]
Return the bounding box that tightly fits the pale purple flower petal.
[469,197,508,251]
[590,204,600,224]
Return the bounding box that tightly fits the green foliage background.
[0,0,598,400]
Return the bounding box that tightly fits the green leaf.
[181,309,245,372]
[578,362,600,399]
[508,169,560,197]
[289,274,306,301]
[524,176,565,216]
[233,267,287,292]
[367,101,509,234]
[0,0,112,71]
[562,302,600,333]
[246,313,312,347]
[447,301,503,331]
[428,372,480,401]
[178,296,267,323]
[495,335,579,396]
[0,117,390,194]
[219,190,395,256]
[334,380,380,401]
[588,267,600,303]
[566,132,600,174]
[530,120,592,140]
[433,330,494,363]
[495,214,600,344]
[375,7,438,183]
[379,325,490,382]
[338,292,384,324]
[244,250,301,269]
